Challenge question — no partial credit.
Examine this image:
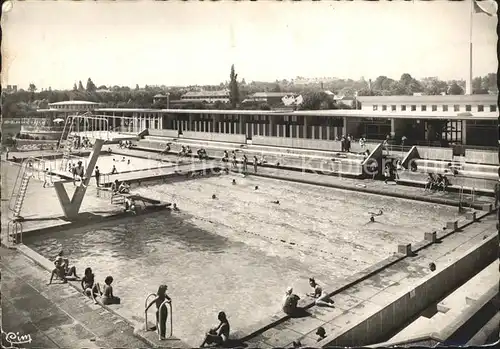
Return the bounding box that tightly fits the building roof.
[95,107,497,120]
[48,100,100,106]
[357,94,498,104]
[250,92,292,98]
[154,94,168,98]
[182,90,229,98]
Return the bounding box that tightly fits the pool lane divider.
[237,208,496,343]
[241,168,493,210]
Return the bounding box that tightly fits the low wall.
[402,146,419,168]
[252,136,340,151]
[148,129,179,138]
[181,131,246,144]
[465,149,498,165]
[323,233,498,347]
[361,143,383,177]
[417,146,453,161]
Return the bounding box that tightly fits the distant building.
[4,85,18,94]
[180,90,230,104]
[244,92,293,105]
[153,93,170,104]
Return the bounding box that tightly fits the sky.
[2,0,498,90]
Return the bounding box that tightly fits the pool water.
[25,175,461,345]
[41,153,174,176]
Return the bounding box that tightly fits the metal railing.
[6,220,23,245]
[144,293,173,339]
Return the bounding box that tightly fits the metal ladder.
[144,293,173,339]
[9,159,34,220]
[6,220,23,245]
[111,192,125,205]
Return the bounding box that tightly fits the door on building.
[246,123,253,140]
[145,120,150,129]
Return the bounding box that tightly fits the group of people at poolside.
[425,173,451,192]
[222,150,261,173]
[283,278,335,317]
[48,251,120,305]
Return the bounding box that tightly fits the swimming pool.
[25,175,461,345]
[44,153,175,176]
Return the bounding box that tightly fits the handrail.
[144,293,157,331]
[143,294,173,339]
[159,299,173,339]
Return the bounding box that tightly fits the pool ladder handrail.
[144,294,173,339]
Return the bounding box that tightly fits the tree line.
[3,70,496,118]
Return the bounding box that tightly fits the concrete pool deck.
[1,246,188,348]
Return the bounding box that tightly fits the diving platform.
[70,131,139,143]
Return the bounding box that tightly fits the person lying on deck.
[200,311,230,347]
[118,181,130,194]
[307,278,335,307]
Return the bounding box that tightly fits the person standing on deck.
[95,166,100,187]
[253,156,258,173]
[145,285,172,340]
[242,154,248,172]
[74,161,86,188]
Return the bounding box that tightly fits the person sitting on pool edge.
[145,285,172,340]
[118,181,131,194]
[81,267,102,304]
[200,311,230,347]
[307,278,334,307]
[111,165,118,174]
[48,251,78,284]
[101,276,120,305]
[111,179,120,193]
[124,197,137,214]
[282,287,301,316]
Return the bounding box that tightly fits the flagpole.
[467,0,473,95]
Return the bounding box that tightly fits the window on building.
[478,105,484,112]
[443,105,448,112]
[401,105,407,111]
[432,105,437,111]
[391,105,396,111]
[490,105,497,112]
[454,105,460,112]
[411,105,416,111]
[382,105,387,111]
[421,105,427,111]
[373,105,378,111]
[465,105,471,112]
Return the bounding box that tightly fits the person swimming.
[271,200,280,205]
[212,194,217,199]
[368,209,383,222]
[232,179,236,185]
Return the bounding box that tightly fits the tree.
[300,92,334,110]
[272,84,281,92]
[73,83,78,91]
[135,84,140,90]
[86,78,97,93]
[448,82,464,95]
[28,83,37,93]
[229,64,240,108]
[78,81,85,91]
